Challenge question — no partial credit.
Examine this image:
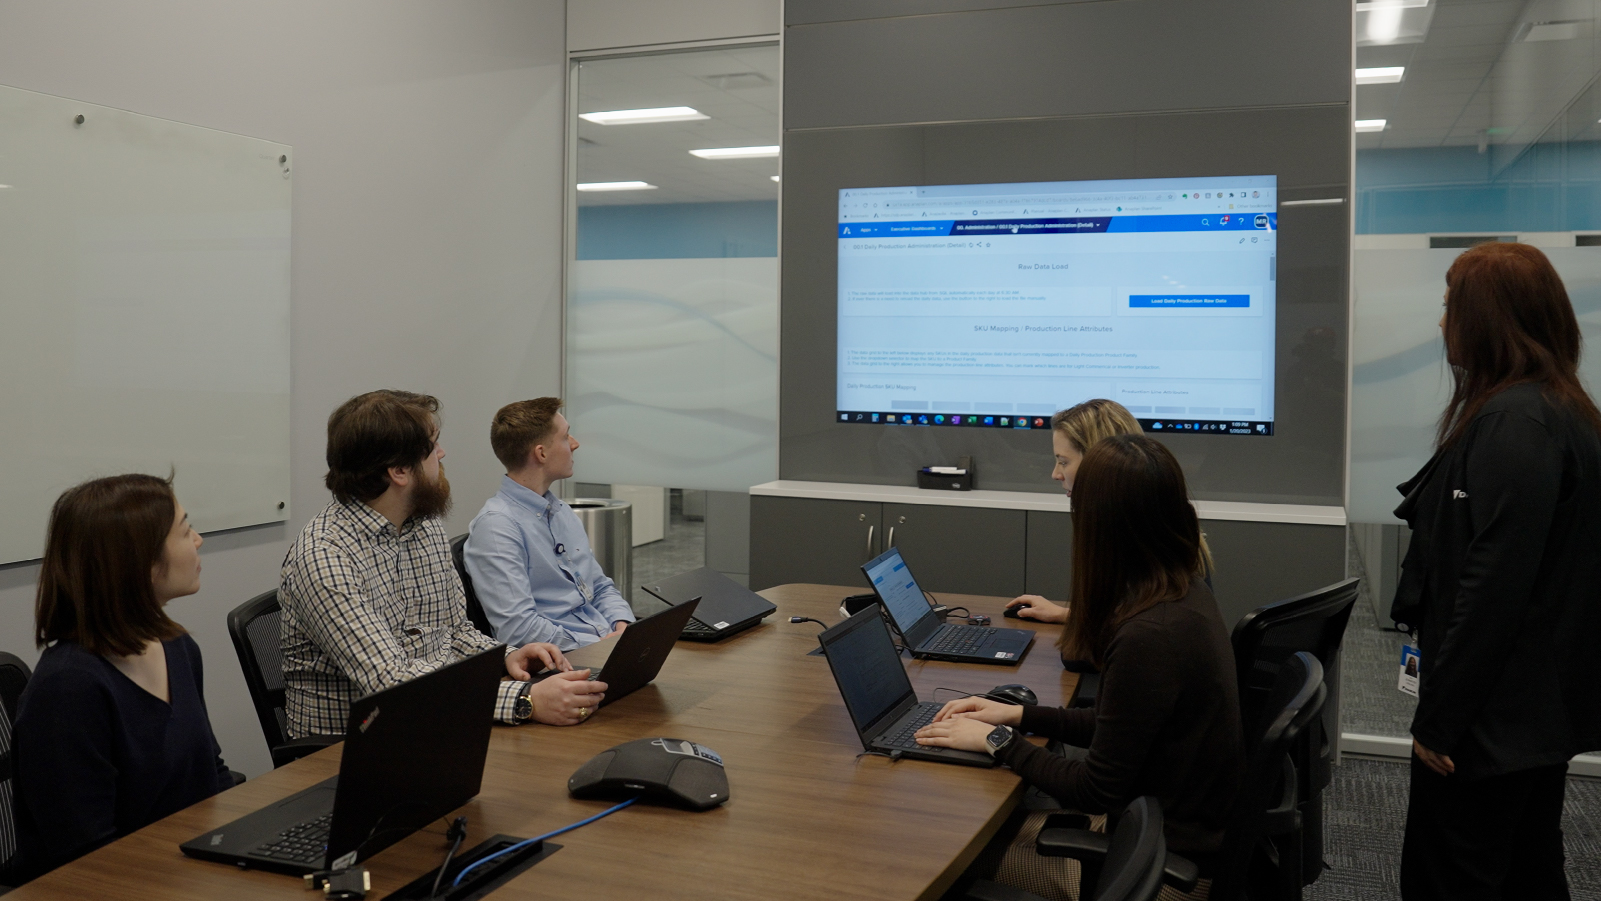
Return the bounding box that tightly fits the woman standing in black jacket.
[1392,242,1601,900]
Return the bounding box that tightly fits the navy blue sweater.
[12,635,231,882]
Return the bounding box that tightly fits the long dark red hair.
[1438,242,1601,447]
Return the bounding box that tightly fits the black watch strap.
[513,681,534,722]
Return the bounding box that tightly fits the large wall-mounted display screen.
[835,175,1278,436]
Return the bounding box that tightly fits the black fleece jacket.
[1392,382,1601,779]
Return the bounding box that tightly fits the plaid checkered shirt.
[279,500,522,737]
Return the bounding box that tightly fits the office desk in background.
[10,585,1077,901]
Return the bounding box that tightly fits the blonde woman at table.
[916,435,1241,901]
[1005,400,1214,627]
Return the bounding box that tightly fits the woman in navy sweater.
[13,474,232,882]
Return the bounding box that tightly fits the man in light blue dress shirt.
[465,398,636,651]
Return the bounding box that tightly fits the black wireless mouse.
[984,684,1037,706]
[1002,605,1023,619]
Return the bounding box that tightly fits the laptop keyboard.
[879,704,940,750]
[252,812,331,865]
[923,624,991,656]
[682,619,718,635]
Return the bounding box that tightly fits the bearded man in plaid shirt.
[279,390,607,737]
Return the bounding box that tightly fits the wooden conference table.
[13,585,1078,901]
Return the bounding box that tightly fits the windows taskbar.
[837,411,1274,436]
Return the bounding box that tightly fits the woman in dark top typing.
[916,435,1241,900]
[1391,242,1601,900]
[13,474,231,882]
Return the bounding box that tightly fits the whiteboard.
[0,84,291,564]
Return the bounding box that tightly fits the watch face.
[986,726,1013,753]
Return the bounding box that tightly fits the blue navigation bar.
[1129,294,1251,308]
[838,212,1276,239]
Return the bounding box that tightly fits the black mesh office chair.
[0,653,33,884]
[1231,579,1358,887]
[227,591,341,768]
[963,653,1325,901]
[966,797,1193,901]
[449,534,496,638]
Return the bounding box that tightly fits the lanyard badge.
[1397,645,1420,697]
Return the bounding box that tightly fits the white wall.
[0,0,568,776]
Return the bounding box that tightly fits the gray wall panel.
[779,108,1351,503]
[785,0,1350,130]
[1203,520,1348,631]
[788,0,1090,26]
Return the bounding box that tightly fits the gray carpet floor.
[1307,757,1601,900]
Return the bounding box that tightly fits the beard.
[410,463,453,520]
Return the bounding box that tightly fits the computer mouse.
[984,684,1037,706]
[1002,605,1022,619]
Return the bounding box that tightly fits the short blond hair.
[1051,399,1214,576]
[1051,399,1143,453]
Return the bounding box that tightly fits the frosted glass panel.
[567,258,777,490]
[0,84,291,564]
[1349,246,1601,523]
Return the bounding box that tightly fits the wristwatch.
[513,681,535,723]
[984,725,1017,757]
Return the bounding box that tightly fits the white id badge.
[1397,645,1421,697]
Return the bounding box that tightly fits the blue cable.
[449,796,640,890]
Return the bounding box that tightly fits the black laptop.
[180,647,504,875]
[818,606,995,767]
[534,597,699,707]
[642,566,776,641]
[862,547,1034,665]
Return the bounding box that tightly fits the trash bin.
[569,498,632,600]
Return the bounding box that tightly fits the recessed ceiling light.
[1355,119,1388,133]
[1356,66,1405,84]
[578,107,707,126]
[689,146,781,160]
[771,175,780,182]
[0,185,11,189]
[576,181,658,192]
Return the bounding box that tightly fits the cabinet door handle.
[887,526,896,548]
[866,525,875,558]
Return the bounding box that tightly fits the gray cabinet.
[883,503,1025,597]
[750,496,1025,597]
[751,494,1349,631]
[750,496,881,591]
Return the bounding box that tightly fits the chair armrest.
[1068,672,1100,709]
[227,769,247,787]
[271,735,342,768]
[963,880,1051,901]
[1035,828,1110,860]
[1163,853,1200,892]
[1262,753,1302,835]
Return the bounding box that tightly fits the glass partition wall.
[1346,0,1601,763]
[565,43,780,609]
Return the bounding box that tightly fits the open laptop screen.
[821,609,916,739]
[864,548,937,646]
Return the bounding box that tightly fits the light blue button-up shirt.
[464,476,635,650]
